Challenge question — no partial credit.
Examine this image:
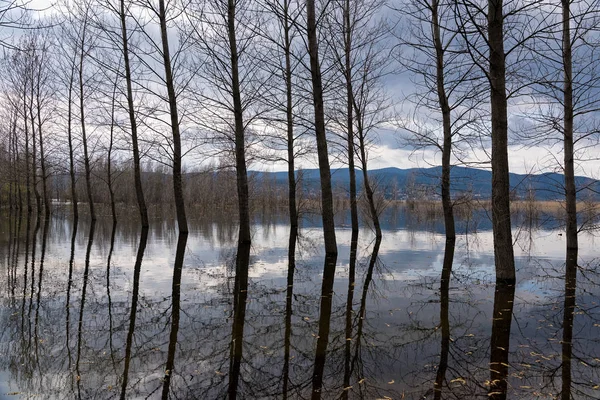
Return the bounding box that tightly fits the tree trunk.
[487,0,516,396]
[108,72,119,224]
[355,110,381,238]
[561,2,577,398]
[344,0,358,235]
[306,0,337,256]
[35,74,50,217]
[23,88,32,215]
[227,0,251,245]
[120,0,149,228]
[432,0,455,244]
[158,0,188,234]
[79,27,96,222]
[283,0,298,232]
[67,67,78,220]
[488,0,515,283]
[29,86,41,215]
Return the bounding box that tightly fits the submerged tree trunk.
[120,0,149,228]
[227,0,251,245]
[487,0,516,396]
[344,0,358,236]
[306,0,337,256]
[158,0,188,234]
[36,76,50,217]
[431,8,456,395]
[355,112,381,238]
[431,0,455,245]
[23,88,32,215]
[488,0,515,283]
[78,18,96,222]
[283,0,298,233]
[561,2,577,398]
[29,86,41,215]
[107,72,119,224]
[67,67,78,220]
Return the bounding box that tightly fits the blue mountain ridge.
[251,166,600,200]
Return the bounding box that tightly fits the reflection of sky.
[1,213,599,399]
[12,215,597,300]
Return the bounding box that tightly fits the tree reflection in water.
[120,226,149,399]
[161,232,189,399]
[488,280,515,399]
[76,220,96,400]
[0,211,599,398]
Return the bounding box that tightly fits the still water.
[0,207,599,399]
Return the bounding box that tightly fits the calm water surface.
[0,207,599,399]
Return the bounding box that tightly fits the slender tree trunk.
[488,0,515,283]
[29,86,41,215]
[487,1,515,396]
[283,0,298,232]
[120,0,149,227]
[355,111,381,238]
[561,3,577,398]
[158,0,188,234]
[108,72,119,224]
[78,20,96,222]
[561,0,577,258]
[431,8,456,395]
[282,6,298,394]
[36,78,50,216]
[14,119,23,211]
[227,0,251,245]
[23,88,32,215]
[9,115,17,210]
[306,0,337,256]
[344,0,358,235]
[67,68,79,220]
[432,0,455,244]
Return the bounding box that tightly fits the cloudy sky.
[6,0,600,179]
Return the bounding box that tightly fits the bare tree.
[118,0,149,227]
[69,0,98,221]
[306,0,337,257]
[33,38,51,217]
[53,13,81,220]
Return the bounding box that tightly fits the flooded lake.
[0,207,599,399]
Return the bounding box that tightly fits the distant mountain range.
[252,166,600,201]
